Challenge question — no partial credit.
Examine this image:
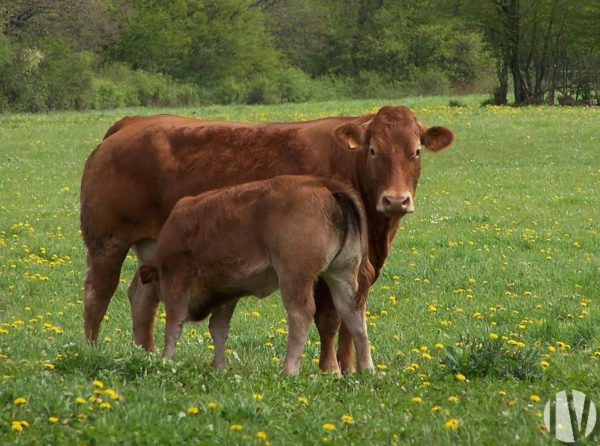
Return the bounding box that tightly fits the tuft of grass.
[441,339,542,381]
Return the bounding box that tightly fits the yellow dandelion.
[341,414,354,424]
[230,424,243,431]
[103,389,120,400]
[298,396,308,404]
[322,423,336,431]
[187,406,199,415]
[376,364,388,371]
[412,396,422,403]
[540,360,549,369]
[256,431,268,440]
[48,416,59,423]
[432,405,441,412]
[444,418,459,429]
[11,420,29,432]
[14,397,27,405]
[448,395,459,403]
[489,333,499,340]
[434,342,444,349]
[253,393,263,401]
[44,362,55,370]
[530,394,541,402]
[207,401,217,409]
[76,397,86,404]
[99,402,111,409]
[455,373,466,382]
[498,390,507,396]
[92,379,104,388]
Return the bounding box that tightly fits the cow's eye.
[414,147,422,158]
[369,147,376,157]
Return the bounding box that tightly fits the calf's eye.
[415,148,422,157]
[369,147,376,157]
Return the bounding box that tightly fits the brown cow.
[138,175,373,375]
[80,106,454,373]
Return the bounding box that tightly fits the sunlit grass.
[1,96,599,444]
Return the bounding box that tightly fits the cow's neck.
[344,150,400,279]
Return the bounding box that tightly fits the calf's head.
[335,106,454,217]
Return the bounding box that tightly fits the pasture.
[1,96,599,445]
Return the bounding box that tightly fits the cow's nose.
[380,194,414,214]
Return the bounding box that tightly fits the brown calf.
[139,175,373,375]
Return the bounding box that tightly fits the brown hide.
[81,107,453,281]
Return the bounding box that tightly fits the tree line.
[1,0,598,112]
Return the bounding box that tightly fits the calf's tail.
[331,190,375,308]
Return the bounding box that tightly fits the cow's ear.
[334,122,366,150]
[421,126,454,152]
[139,264,158,284]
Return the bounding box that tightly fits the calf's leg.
[208,299,238,370]
[128,270,160,351]
[280,278,316,376]
[313,280,341,374]
[162,284,190,360]
[324,275,373,372]
[129,239,160,351]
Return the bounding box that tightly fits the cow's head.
[335,106,454,217]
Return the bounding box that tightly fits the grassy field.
[1,95,599,445]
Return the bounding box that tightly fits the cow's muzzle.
[377,193,414,215]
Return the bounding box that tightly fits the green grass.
[1,96,599,445]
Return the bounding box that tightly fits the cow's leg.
[324,275,373,372]
[128,270,160,351]
[208,299,238,370]
[313,280,341,374]
[84,247,128,344]
[129,239,160,351]
[337,321,357,374]
[280,278,316,376]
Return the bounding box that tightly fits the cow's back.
[81,114,355,248]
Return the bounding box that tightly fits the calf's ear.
[334,122,366,150]
[421,126,454,152]
[139,264,158,284]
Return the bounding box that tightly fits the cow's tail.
[332,189,374,308]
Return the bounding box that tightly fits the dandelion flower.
[76,397,86,404]
[187,406,199,415]
[230,424,243,431]
[92,379,104,388]
[298,396,308,404]
[341,414,354,424]
[444,418,459,429]
[448,395,459,403]
[432,405,441,412]
[412,396,422,403]
[322,423,336,431]
[99,402,111,409]
[207,401,217,409]
[455,373,466,382]
[256,431,268,440]
[11,420,29,432]
[253,393,263,401]
[48,416,59,423]
[376,364,388,371]
[14,397,27,405]
[530,394,541,402]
